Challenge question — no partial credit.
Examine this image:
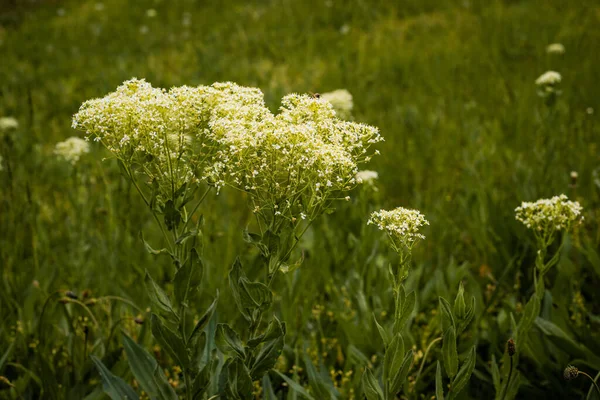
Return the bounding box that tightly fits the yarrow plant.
[320,89,354,120]
[54,137,90,165]
[368,207,429,255]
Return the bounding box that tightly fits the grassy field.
[1,0,599,399]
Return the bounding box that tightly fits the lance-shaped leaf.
[362,368,384,400]
[388,349,413,396]
[439,297,455,332]
[373,314,390,348]
[273,370,316,400]
[248,316,284,348]
[394,286,415,332]
[122,333,177,400]
[436,361,445,400]
[173,249,203,305]
[144,271,177,321]
[91,356,139,400]
[215,323,246,359]
[223,358,254,400]
[384,333,405,384]
[250,322,285,379]
[442,326,458,378]
[189,290,219,345]
[151,314,189,369]
[448,346,476,399]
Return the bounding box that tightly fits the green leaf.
[491,355,500,393]
[436,361,445,400]
[248,316,284,348]
[192,363,212,400]
[442,326,458,378]
[239,277,273,313]
[394,286,415,332]
[122,334,177,400]
[273,370,316,400]
[151,314,189,369]
[384,333,405,384]
[373,314,390,348]
[91,355,139,400]
[223,358,254,400]
[250,322,285,380]
[229,258,250,320]
[448,346,476,398]
[144,272,177,321]
[388,350,413,396]
[535,317,600,366]
[439,297,455,332]
[175,229,199,245]
[189,290,219,345]
[262,374,278,400]
[173,249,203,305]
[215,323,246,359]
[0,342,14,371]
[362,368,384,400]
[303,354,334,400]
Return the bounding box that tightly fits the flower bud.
[507,338,516,357]
[454,282,467,320]
[563,365,579,381]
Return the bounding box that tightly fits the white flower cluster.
[73,79,218,199]
[320,89,354,120]
[202,84,382,223]
[54,137,90,165]
[368,207,429,251]
[515,194,583,239]
[535,71,561,86]
[73,79,383,223]
[356,170,378,184]
[546,43,565,55]
[0,117,19,131]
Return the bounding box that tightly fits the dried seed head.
[563,365,579,381]
[507,338,516,357]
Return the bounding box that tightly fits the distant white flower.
[146,9,157,18]
[0,117,18,131]
[320,89,353,120]
[139,25,149,35]
[546,43,565,55]
[94,3,105,11]
[54,137,90,165]
[340,24,350,35]
[515,194,583,241]
[356,170,378,184]
[586,107,594,115]
[535,71,561,86]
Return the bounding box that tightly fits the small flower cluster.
[320,89,354,120]
[535,71,562,98]
[546,43,565,55]
[515,194,583,240]
[0,117,18,131]
[368,207,429,252]
[54,137,90,165]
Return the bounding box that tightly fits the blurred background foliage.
[1,0,600,399]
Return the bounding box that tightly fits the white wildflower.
[320,89,353,120]
[368,207,429,251]
[535,71,561,86]
[146,9,157,18]
[356,170,378,184]
[54,137,90,165]
[546,43,565,55]
[0,117,19,131]
[515,194,583,241]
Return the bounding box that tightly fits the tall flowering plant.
[73,79,383,399]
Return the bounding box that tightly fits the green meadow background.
[1,0,599,399]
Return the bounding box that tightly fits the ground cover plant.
[1,0,599,399]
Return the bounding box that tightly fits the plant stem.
[579,371,600,399]
[412,336,442,391]
[500,356,514,400]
